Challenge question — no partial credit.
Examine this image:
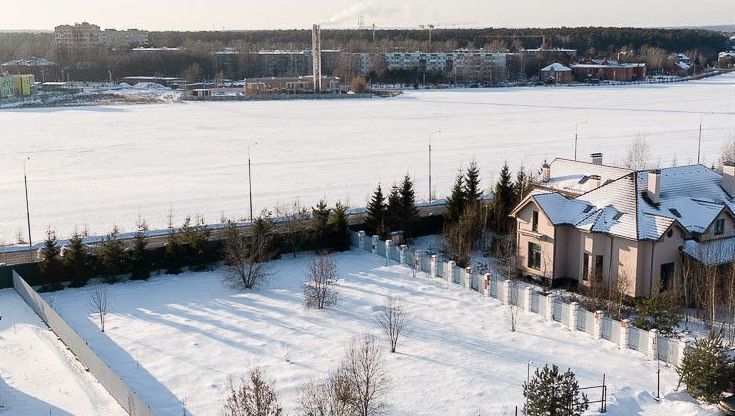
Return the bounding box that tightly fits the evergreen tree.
[164,215,183,275]
[514,165,533,205]
[523,365,589,416]
[96,226,127,284]
[180,215,212,271]
[328,202,351,251]
[39,229,63,292]
[633,294,683,337]
[385,184,402,234]
[365,184,387,238]
[63,231,92,287]
[398,174,420,237]
[312,199,331,250]
[445,171,466,224]
[129,219,150,280]
[491,162,515,234]
[464,160,483,205]
[676,333,733,402]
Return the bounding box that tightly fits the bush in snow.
[632,293,682,337]
[38,228,64,292]
[297,368,355,416]
[164,214,183,275]
[223,368,282,416]
[95,226,128,284]
[341,334,390,416]
[304,254,339,309]
[523,364,589,416]
[375,296,409,353]
[129,219,151,280]
[224,214,277,289]
[179,215,214,271]
[676,333,733,403]
[87,286,110,332]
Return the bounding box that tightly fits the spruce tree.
[398,174,420,237]
[365,184,387,238]
[523,365,589,416]
[63,231,92,288]
[39,229,63,292]
[312,199,331,250]
[514,165,533,205]
[385,185,401,234]
[677,333,733,402]
[633,294,683,337]
[96,226,127,284]
[491,162,515,234]
[464,160,482,205]
[328,202,351,251]
[445,171,466,224]
[180,215,212,271]
[164,215,183,275]
[130,219,150,280]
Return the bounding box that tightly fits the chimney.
[589,174,601,190]
[724,163,735,197]
[541,161,550,182]
[590,153,603,165]
[647,169,661,204]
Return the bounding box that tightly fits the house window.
[528,242,542,270]
[595,255,604,278]
[532,211,539,232]
[583,253,590,281]
[715,218,725,235]
[660,263,675,292]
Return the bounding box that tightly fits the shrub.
[523,364,589,416]
[676,333,733,403]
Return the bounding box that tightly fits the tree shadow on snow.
[0,376,74,415]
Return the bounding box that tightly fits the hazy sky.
[5,0,734,31]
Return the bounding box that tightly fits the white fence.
[351,232,687,366]
[12,271,156,416]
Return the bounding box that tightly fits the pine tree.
[63,231,92,287]
[130,219,150,280]
[523,365,589,416]
[180,215,212,271]
[464,160,482,205]
[164,215,183,275]
[328,202,351,251]
[385,185,401,234]
[39,229,63,292]
[514,165,533,205]
[398,174,420,237]
[312,199,331,250]
[365,184,387,238]
[96,226,127,284]
[633,294,683,337]
[676,333,733,402]
[445,171,466,224]
[491,162,515,234]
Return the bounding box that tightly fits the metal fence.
[349,232,685,366]
[13,271,156,416]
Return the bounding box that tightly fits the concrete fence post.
[464,267,472,289]
[648,329,659,360]
[358,230,366,250]
[524,286,533,311]
[569,302,579,331]
[430,255,437,278]
[483,273,491,297]
[594,310,604,340]
[399,244,407,264]
[385,240,392,259]
[620,319,630,349]
[447,260,455,284]
[546,294,555,322]
[504,280,512,305]
[371,235,379,254]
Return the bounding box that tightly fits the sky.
[4,0,734,31]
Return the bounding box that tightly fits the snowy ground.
[0,290,126,415]
[44,251,715,415]
[1,74,735,242]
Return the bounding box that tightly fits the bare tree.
[718,137,735,169]
[341,334,389,416]
[275,201,312,258]
[223,368,282,416]
[88,286,109,332]
[224,215,277,290]
[622,134,651,170]
[612,271,630,320]
[375,297,409,353]
[304,254,339,309]
[297,368,355,416]
[508,305,519,332]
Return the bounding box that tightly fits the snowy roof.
[538,158,632,196]
[682,237,735,265]
[1,57,57,67]
[676,61,693,71]
[532,193,594,225]
[540,63,571,72]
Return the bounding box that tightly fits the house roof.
[541,63,571,72]
[538,158,633,196]
[682,237,735,265]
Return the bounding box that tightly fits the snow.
[1,74,735,242]
[42,251,716,415]
[0,290,126,415]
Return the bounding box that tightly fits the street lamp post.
[698,113,712,164]
[428,129,441,201]
[248,142,258,222]
[23,157,32,246]
[574,121,587,161]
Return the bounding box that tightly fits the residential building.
[511,155,735,298]
[100,29,148,49]
[214,48,240,80]
[55,22,148,51]
[242,76,341,95]
[571,59,646,82]
[665,53,695,77]
[719,51,735,69]
[539,63,572,84]
[252,50,340,78]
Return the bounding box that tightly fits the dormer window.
[715,218,725,235]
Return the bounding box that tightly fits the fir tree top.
[464,160,482,204]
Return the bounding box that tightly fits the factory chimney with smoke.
[312,24,322,92]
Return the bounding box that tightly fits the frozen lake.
[2,74,735,242]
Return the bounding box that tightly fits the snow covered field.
[0,290,125,415]
[45,251,715,415]
[1,74,735,242]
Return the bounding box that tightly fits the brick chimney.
[590,153,603,165]
[647,169,661,204]
[541,161,550,182]
[724,163,735,197]
[589,174,601,190]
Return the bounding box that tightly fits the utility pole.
[23,157,32,246]
[574,121,587,161]
[697,113,710,164]
[248,142,258,222]
[428,129,441,201]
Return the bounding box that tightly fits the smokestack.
[589,174,601,190]
[590,153,603,165]
[724,163,735,197]
[541,161,550,182]
[312,24,322,92]
[647,169,661,204]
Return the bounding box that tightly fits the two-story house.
[510,155,735,298]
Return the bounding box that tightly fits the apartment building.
[511,155,735,298]
[55,22,148,51]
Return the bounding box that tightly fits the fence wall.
[351,232,686,366]
[12,271,156,416]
